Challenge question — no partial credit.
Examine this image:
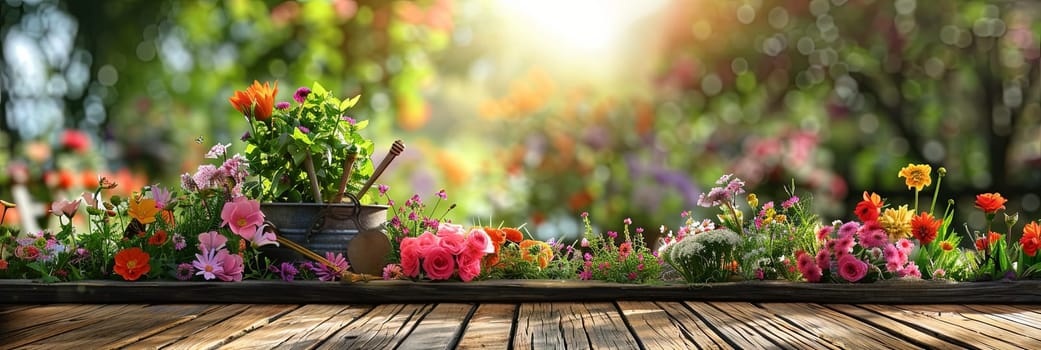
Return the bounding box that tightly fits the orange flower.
[975,193,1007,214]
[1021,221,1041,257]
[975,232,1002,251]
[939,241,955,251]
[114,247,151,281]
[898,164,932,191]
[863,191,884,208]
[228,80,278,122]
[519,239,553,269]
[910,212,941,245]
[128,197,159,225]
[502,228,524,243]
[148,230,168,246]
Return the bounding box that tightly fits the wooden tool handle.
[333,151,358,203]
[356,140,404,197]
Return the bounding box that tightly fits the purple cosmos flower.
[312,252,350,281]
[275,101,291,110]
[176,263,195,281]
[152,185,172,210]
[294,87,311,103]
[271,262,299,281]
[193,248,224,280]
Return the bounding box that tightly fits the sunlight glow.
[497,0,668,53]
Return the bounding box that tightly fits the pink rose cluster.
[399,223,494,282]
[799,220,922,283]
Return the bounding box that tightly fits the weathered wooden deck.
[4,302,1041,349]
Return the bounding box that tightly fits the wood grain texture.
[455,304,516,350]
[7,279,1041,304]
[684,302,786,349]
[710,302,840,350]
[0,304,143,350]
[825,304,965,350]
[130,304,254,348]
[160,304,299,350]
[216,304,363,350]
[760,303,921,350]
[617,301,731,350]
[892,304,1041,348]
[860,304,1021,349]
[15,304,214,349]
[315,303,434,349]
[396,303,474,350]
[513,302,638,350]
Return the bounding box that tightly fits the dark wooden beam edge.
[1,279,1038,304]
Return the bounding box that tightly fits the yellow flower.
[128,197,159,225]
[898,164,932,191]
[879,205,914,241]
[747,194,759,209]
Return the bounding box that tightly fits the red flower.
[1021,222,1041,257]
[910,212,941,245]
[502,228,524,243]
[62,129,91,153]
[148,230,168,246]
[114,247,151,281]
[975,232,1002,251]
[854,200,880,223]
[975,193,1007,214]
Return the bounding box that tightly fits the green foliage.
[579,215,663,284]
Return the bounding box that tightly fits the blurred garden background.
[2,0,1039,243]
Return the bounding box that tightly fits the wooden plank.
[15,304,214,349]
[216,304,362,350]
[160,304,299,349]
[825,304,966,349]
[1,304,145,349]
[513,303,638,349]
[397,303,474,349]
[892,304,1041,348]
[617,301,731,350]
[859,304,1021,349]
[315,303,434,349]
[711,302,840,350]
[0,304,106,334]
[456,304,517,350]
[964,304,1041,327]
[130,304,254,348]
[0,305,34,315]
[760,303,921,350]
[8,279,1041,304]
[683,302,784,349]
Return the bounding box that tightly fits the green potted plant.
[228,80,390,275]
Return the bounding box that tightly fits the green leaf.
[311,82,327,97]
[291,126,313,145]
[340,94,361,111]
[353,119,369,130]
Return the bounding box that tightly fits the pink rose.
[422,245,455,280]
[400,237,421,277]
[457,251,483,282]
[837,254,868,282]
[437,222,467,236]
[438,230,466,256]
[215,249,243,282]
[465,228,494,255]
[417,232,440,251]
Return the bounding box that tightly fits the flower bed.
[4,81,1041,303]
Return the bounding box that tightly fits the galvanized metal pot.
[261,202,390,275]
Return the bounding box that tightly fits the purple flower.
[297,125,310,134]
[584,252,593,261]
[635,227,644,234]
[172,233,187,251]
[240,131,251,141]
[437,189,447,200]
[152,185,172,210]
[579,270,592,280]
[312,252,350,281]
[715,173,733,185]
[205,143,231,159]
[838,221,860,239]
[697,187,729,207]
[725,178,746,195]
[623,217,632,225]
[176,263,195,281]
[294,87,311,103]
[378,184,389,195]
[275,101,291,110]
[193,248,224,280]
[607,231,618,239]
[342,116,356,125]
[272,262,299,281]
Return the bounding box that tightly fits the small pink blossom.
[215,249,244,282]
[197,231,227,251]
[193,248,224,280]
[382,264,404,280]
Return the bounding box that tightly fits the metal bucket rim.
[260,202,390,210]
